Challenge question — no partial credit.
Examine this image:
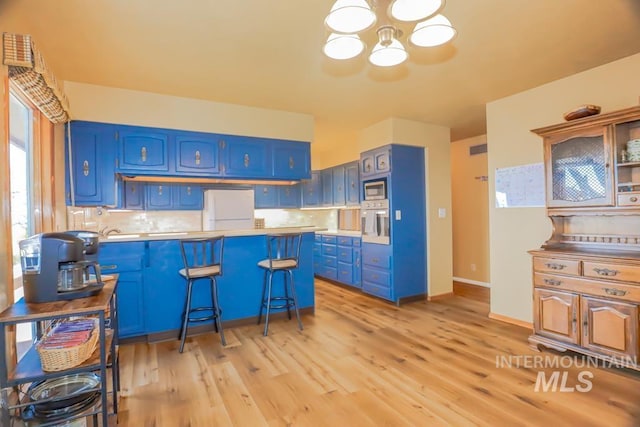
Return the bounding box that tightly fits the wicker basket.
[36,319,99,372]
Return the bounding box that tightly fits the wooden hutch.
[529,105,640,368]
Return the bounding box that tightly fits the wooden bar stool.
[178,236,225,352]
[257,233,303,336]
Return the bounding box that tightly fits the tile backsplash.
[67,207,338,233]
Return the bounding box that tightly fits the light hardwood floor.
[116,279,640,426]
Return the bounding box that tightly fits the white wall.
[487,53,640,322]
[63,81,314,142]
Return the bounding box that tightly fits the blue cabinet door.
[332,166,346,206]
[255,185,278,208]
[99,244,146,338]
[222,135,271,177]
[175,185,203,209]
[353,247,362,287]
[360,153,375,177]
[321,169,333,206]
[301,171,321,207]
[66,122,117,206]
[272,140,311,179]
[123,182,145,210]
[118,128,169,172]
[278,185,301,208]
[175,133,220,174]
[345,162,360,206]
[146,184,173,209]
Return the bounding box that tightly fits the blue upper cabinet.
[117,127,169,173]
[175,133,220,175]
[345,161,360,206]
[321,169,333,206]
[222,135,271,178]
[176,184,203,209]
[146,184,203,210]
[255,185,278,208]
[301,171,321,207]
[361,147,391,177]
[278,185,301,208]
[65,121,117,207]
[272,140,311,179]
[332,165,346,206]
[123,182,145,210]
[146,184,173,209]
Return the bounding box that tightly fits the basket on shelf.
[36,318,99,372]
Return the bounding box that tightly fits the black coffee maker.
[19,232,104,303]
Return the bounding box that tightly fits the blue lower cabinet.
[315,234,362,288]
[99,243,146,338]
[138,234,315,337]
[362,243,393,301]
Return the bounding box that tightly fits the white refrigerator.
[202,189,255,231]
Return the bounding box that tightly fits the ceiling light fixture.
[322,0,456,67]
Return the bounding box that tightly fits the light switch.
[395,210,402,220]
[438,208,446,218]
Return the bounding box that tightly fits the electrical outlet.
[438,208,446,218]
[395,210,402,220]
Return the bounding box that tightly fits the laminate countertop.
[315,230,362,237]
[98,226,326,243]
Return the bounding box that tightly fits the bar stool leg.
[288,270,303,331]
[263,270,274,336]
[257,269,267,325]
[179,279,194,353]
[211,276,226,346]
[283,271,292,320]
[210,278,219,333]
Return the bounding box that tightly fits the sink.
[105,234,141,240]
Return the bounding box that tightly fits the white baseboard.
[453,277,491,288]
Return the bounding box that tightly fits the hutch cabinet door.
[533,288,580,344]
[175,133,220,174]
[544,127,614,208]
[118,128,170,172]
[581,295,638,358]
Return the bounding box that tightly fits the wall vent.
[469,144,487,156]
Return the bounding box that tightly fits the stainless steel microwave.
[363,179,387,200]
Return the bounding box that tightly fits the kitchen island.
[98,227,320,341]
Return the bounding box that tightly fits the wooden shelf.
[8,332,114,384]
[617,161,640,168]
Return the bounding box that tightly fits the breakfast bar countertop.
[98,226,326,243]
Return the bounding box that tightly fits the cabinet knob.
[631,196,638,203]
[289,156,294,169]
[187,186,192,195]
[544,263,566,270]
[263,187,269,194]
[603,287,627,297]
[195,150,201,165]
[543,278,562,286]
[158,185,163,196]
[141,146,147,162]
[83,160,90,177]
[131,184,136,193]
[244,153,250,167]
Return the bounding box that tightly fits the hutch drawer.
[533,257,580,275]
[582,261,640,283]
[535,272,640,303]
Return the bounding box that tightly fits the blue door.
[255,185,278,208]
[175,133,220,174]
[222,135,271,177]
[301,171,321,207]
[332,165,346,206]
[146,184,173,209]
[345,162,360,206]
[175,185,203,209]
[123,182,145,210]
[278,184,301,208]
[118,128,169,172]
[272,140,311,179]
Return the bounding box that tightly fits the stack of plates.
[627,139,640,162]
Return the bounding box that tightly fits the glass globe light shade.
[325,0,377,34]
[409,14,456,47]
[323,33,365,60]
[369,39,408,67]
[389,0,444,22]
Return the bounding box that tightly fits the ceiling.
[4,0,640,144]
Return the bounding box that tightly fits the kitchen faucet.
[99,226,122,236]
